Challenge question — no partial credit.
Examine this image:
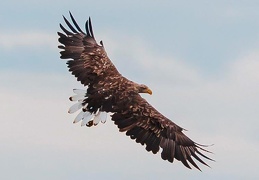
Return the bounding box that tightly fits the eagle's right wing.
[58,12,120,87]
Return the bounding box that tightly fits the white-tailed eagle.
[57,12,213,170]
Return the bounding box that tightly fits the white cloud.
[1,33,259,179]
[100,31,202,86]
[0,31,57,49]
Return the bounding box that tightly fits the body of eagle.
[58,12,213,170]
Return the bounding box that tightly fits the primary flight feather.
[58,12,213,170]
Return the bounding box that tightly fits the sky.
[1,0,259,179]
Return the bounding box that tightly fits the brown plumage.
[58,12,213,170]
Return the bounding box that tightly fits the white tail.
[69,89,108,126]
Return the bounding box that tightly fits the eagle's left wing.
[111,94,213,170]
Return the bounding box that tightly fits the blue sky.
[1,1,259,179]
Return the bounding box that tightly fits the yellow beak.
[145,88,152,95]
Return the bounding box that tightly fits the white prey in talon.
[68,89,107,126]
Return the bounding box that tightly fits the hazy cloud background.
[1,1,259,179]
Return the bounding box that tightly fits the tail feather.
[68,89,108,127]
[68,102,83,114]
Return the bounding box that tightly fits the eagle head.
[137,84,152,95]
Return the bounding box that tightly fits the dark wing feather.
[69,11,84,33]
[58,13,120,87]
[112,95,213,170]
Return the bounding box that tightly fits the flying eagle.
[58,12,213,170]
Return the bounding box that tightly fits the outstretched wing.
[112,94,213,170]
[58,12,121,86]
